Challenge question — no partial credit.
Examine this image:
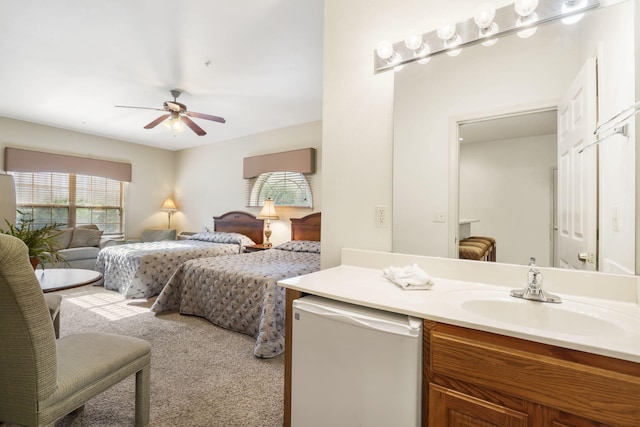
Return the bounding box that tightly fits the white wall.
[585,2,636,274]
[173,121,322,247]
[321,0,517,268]
[0,117,175,238]
[460,135,557,266]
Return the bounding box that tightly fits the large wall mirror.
[393,0,637,274]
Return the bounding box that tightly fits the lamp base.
[263,226,273,248]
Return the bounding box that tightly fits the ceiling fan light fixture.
[163,114,183,131]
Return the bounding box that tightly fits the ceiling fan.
[115,89,226,136]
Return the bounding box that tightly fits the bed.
[151,212,321,358]
[97,212,264,299]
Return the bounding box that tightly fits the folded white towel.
[382,264,434,290]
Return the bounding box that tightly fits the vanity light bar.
[373,0,600,73]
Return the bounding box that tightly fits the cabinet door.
[545,407,617,427]
[429,384,528,427]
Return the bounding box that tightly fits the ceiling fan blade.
[144,114,170,129]
[186,111,226,124]
[115,105,166,112]
[181,116,207,136]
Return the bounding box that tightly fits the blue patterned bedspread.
[97,240,241,298]
[151,242,321,358]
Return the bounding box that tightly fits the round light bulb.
[516,13,538,38]
[561,13,584,25]
[444,34,463,57]
[437,23,456,41]
[474,3,496,29]
[515,0,539,17]
[561,0,587,24]
[404,32,423,51]
[481,37,498,47]
[376,40,394,59]
[479,22,499,46]
[414,43,431,60]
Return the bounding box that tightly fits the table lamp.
[257,198,279,248]
[160,197,178,229]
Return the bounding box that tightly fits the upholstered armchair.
[0,234,151,426]
[126,229,177,243]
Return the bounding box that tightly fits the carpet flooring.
[48,285,284,427]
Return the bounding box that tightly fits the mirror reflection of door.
[458,109,558,267]
[557,58,598,271]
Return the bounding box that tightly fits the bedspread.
[97,240,241,298]
[151,247,321,358]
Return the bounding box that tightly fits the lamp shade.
[257,198,279,219]
[161,197,178,211]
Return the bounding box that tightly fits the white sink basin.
[448,290,635,337]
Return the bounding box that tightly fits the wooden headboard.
[213,211,264,244]
[290,212,321,241]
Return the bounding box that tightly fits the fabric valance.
[243,148,315,179]
[4,147,132,182]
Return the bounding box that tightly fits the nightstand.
[244,244,270,252]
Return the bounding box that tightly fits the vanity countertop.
[279,260,640,363]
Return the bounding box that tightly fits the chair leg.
[135,365,151,427]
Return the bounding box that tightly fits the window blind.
[11,171,124,233]
[246,171,314,208]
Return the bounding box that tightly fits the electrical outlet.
[433,211,446,223]
[375,205,389,227]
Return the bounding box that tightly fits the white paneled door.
[557,58,597,271]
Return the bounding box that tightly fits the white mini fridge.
[291,295,422,427]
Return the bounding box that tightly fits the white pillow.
[189,231,255,247]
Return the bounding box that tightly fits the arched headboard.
[290,212,321,241]
[213,211,264,244]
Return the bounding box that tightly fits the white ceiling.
[0,0,324,151]
[459,109,558,144]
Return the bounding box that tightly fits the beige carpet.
[50,285,284,427]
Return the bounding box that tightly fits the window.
[247,171,313,208]
[10,171,125,234]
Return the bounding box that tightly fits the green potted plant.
[0,211,67,269]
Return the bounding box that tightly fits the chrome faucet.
[510,257,562,303]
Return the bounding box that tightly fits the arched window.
[247,171,313,208]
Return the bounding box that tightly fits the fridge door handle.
[296,305,421,337]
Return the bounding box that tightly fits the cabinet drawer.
[430,325,640,427]
[429,384,528,427]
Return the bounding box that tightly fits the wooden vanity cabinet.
[283,289,640,427]
[424,321,640,427]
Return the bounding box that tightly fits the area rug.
[49,285,284,427]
